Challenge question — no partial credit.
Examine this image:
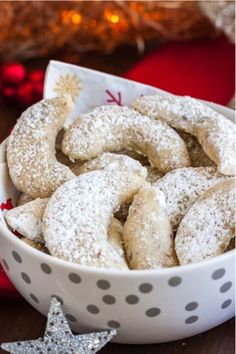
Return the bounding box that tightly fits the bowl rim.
[0,217,235,278]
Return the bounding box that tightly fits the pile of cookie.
[4,94,235,270]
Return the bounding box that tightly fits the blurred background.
[0,0,235,142]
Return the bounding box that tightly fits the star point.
[1,297,116,354]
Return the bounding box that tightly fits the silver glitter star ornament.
[1,297,116,353]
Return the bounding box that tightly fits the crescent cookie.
[8,196,125,257]
[133,95,236,175]
[62,105,190,174]
[123,186,177,269]
[154,167,227,231]
[71,151,159,185]
[43,171,146,269]
[175,178,235,265]
[71,152,147,179]
[5,198,48,244]
[7,95,75,198]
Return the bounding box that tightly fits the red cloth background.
[0,36,235,299]
[125,36,235,105]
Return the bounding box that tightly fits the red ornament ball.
[1,63,26,85]
[16,82,34,106]
[32,81,44,102]
[3,86,16,98]
[28,69,45,83]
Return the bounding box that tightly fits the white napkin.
[44,60,169,127]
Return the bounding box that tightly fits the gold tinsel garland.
[0,1,216,60]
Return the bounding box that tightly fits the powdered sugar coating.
[175,178,235,264]
[7,96,75,198]
[43,171,146,269]
[123,186,177,269]
[154,167,227,231]
[5,198,48,244]
[7,194,127,260]
[62,105,190,173]
[9,191,125,259]
[133,95,236,175]
[71,152,147,179]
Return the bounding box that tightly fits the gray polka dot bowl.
[0,94,235,346]
[0,162,235,344]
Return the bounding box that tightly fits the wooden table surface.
[0,48,235,353]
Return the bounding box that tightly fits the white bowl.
[0,100,235,344]
[0,139,6,163]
